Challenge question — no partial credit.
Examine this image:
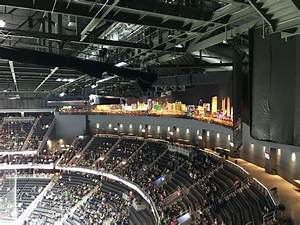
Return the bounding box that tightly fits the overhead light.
[91,84,97,89]
[59,92,65,97]
[0,20,6,28]
[96,75,118,84]
[115,62,128,67]
[222,39,228,44]
[56,78,62,82]
[62,78,68,82]
[68,78,75,82]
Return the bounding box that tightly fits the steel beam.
[0,0,222,32]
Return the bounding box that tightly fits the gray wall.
[54,113,86,143]
[241,123,300,183]
[54,113,300,184]
[55,113,233,149]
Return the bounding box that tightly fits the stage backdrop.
[250,29,300,146]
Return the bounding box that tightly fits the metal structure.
[0,0,299,96]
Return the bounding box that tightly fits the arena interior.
[0,0,300,225]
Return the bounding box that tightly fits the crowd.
[0,125,279,225]
[27,115,54,151]
[69,185,130,225]
[0,119,34,152]
[28,172,98,225]
[77,136,118,168]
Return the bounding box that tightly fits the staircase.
[21,117,39,151]
[97,137,122,164]
[37,117,55,153]
[68,136,95,165]
[139,148,169,176]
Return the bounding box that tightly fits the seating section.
[28,173,97,224]
[77,136,119,167]
[0,177,50,216]
[101,138,144,171]
[59,136,92,165]
[65,179,131,225]
[0,129,278,225]
[61,138,276,225]
[27,115,54,151]
[0,119,34,152]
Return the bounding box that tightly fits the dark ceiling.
[0,0,299,97]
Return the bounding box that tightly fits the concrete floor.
[231,158,300,225]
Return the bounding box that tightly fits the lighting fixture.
[0,19,6,28]
[115,62,128,67]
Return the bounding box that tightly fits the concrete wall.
[241,123,300,183]
[54,113,300,184]
[54,113,86,143]
[55,113,233,149]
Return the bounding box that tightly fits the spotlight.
[0,20,6,28]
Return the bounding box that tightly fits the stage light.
[0,19,6,28]
[292,152,296,162]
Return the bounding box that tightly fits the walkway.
[231,157,300,225]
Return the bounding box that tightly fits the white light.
[186,128,190,134]
[108,123,112,129]
[115,62,128,67]
[196,130,200,135]
[277,148,281,156]
[292,152,296,162]
[91,84,97,89]
[217,133,220,138]
[227,134,231,141]
[139,124,142,130]
[157,126,160,132]
[68,78,75,82]
[198,135,202,140]
[129,124,132,129]
[230,142,234,147]
[148,125,151,130]
[167,127,170,132]
[113,127,118,131]
[250,143,254,148]
[59,92,65,97]
[120,124,123,129]
[56,78,62,82]
[207,131,210,137]
[176,127,180,132]
[96,123,100,129]
[62,78,68,82]
[0,20,6,28]
[96,75,118,84]
[263,146,266,151]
